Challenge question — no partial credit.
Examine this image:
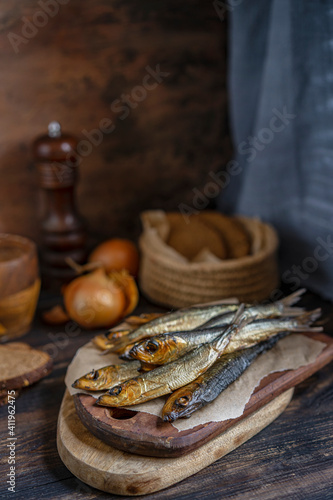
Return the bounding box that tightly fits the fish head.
[129,335,181,364]
[93,329,131,351]
[118,342,137,360]
[162,381,204,422]
[106,329,131,341]
[72,366,114,391]
[93,334,112,351]
[96,378,143,407]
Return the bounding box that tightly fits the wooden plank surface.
[58,389,294,496]
[0,290,332,499]
[0,0,227,243]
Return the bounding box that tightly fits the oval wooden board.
[73,332,333,458]
[57,388,294,496]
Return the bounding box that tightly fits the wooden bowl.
[0,234,40,342]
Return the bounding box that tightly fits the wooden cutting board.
[57,332,333,495]
[72,332,333,458]
[57,388,294,496]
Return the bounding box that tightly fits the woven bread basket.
[139,210,279,308]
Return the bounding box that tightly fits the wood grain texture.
[0,1,227,244]
[0,290,332,499]
[0,342,53,390]
[58,389,294,496]
[0,234,40,338]
[72,331,333,457]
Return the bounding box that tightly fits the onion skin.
[110,270,139,317]
[64,268,126,329]
[89,239,139,277]
[42,305,69,325]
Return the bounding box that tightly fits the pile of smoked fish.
[72,289,322,422]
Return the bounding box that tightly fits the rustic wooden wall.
[0,1,227,244]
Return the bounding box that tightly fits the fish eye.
[87,369,97,380]
[109,386,122,396]
[175,396,190,407]
[146,340,159,353]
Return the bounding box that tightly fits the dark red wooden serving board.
[74,332,333,458]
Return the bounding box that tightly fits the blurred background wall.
[0,0,228,243]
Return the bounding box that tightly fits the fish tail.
[236,303,258,331]
[288,308,323,333]
[214,304,251,350]
[277,289,306,315]
[279,306,305,316]
[296,308,322,325]
[291,325,323,333]
[231,303,246,324]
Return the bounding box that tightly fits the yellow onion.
[88,239,139,277]
[64,268,126,329]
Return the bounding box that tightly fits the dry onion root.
[42,305,70,325]
[63,268,139,329]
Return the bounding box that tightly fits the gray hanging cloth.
[218,0,333,300]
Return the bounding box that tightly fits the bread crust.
[0,342,53,390]
[197,212,251,259]
[166,213,228,260]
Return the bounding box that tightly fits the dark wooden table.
[1,290,332,500]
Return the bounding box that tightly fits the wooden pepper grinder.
[33,121,87,286]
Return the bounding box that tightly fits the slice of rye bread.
[196,212,251,259]
[166,212,228,260]
[0,342,53,390]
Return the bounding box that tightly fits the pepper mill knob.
[48,121,62,138]
[33,122,87,287]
